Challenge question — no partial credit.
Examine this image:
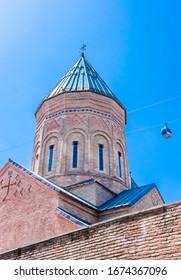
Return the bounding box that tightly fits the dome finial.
[79,44,87,57]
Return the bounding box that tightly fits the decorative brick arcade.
[0,53,165,258]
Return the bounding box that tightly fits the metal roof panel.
[44,54,119,102]
[99,184,157,210]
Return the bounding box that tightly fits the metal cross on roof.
[80,44,87,56]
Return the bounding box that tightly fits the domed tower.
[32,52,129,194]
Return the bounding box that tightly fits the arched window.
[65,131,85,171]
[93,134,110,174]
[72,141,78,168]
[118,151,122,178]
[48,145,54,172]
[99,144,104,171]
[42,134,59,176]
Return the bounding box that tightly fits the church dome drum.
[32,53,129,193]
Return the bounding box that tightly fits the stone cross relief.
[0,169,33,202]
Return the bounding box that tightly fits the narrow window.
[34,154,39,173]
[48,145,54,172]
[72,141,78,168]
[118,151,122,178]
[99,144,104,171]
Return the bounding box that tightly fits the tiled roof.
[44,54,119,103]
[98,184,160,210]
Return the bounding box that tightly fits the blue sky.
[0,0,181,204]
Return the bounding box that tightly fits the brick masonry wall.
[97,188,163,222]
[69,182,115,207]
[32,91,129,193]
[0,163,80,254]
[1,200,181,260]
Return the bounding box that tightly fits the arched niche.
[42,132,60,176]
[91,131,111,175]
[32,141,40,174]
[115,141,127,182]
[63,129,87,172]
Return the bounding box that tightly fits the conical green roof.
[44,54,118,101]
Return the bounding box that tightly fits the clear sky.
[0,0,181,204]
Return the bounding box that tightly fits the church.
[0,50,165,257]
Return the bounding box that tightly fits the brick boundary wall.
[1,201,181,260]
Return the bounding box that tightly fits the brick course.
[1,201,181,260]
[32,91,129,193]
[0,163,80,253]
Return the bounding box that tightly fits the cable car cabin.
[161,124,172,138]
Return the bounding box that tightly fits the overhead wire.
[126,94,181,134]
[126,117,181,134]
[0,140,33,154]
[1,94,181,153]
[128,94,181,114]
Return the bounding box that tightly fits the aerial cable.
[126,117,181,134]
[0,140,33,154]
[1,94,181,153]
[128,94,181,114]
[1,117,181,153]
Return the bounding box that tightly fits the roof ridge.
[81,55,90,89]
[98,184,158,210]
[65,178,117,196]
[65,178,95,189]
[43,54,119,102]
[7,159,99,210]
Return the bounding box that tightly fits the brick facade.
[1,201,181,260]
[68,182,115,207]
[0,162,80,254]
[0,160,163,254]
[0,55,166,259]
[32,91,129,193]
